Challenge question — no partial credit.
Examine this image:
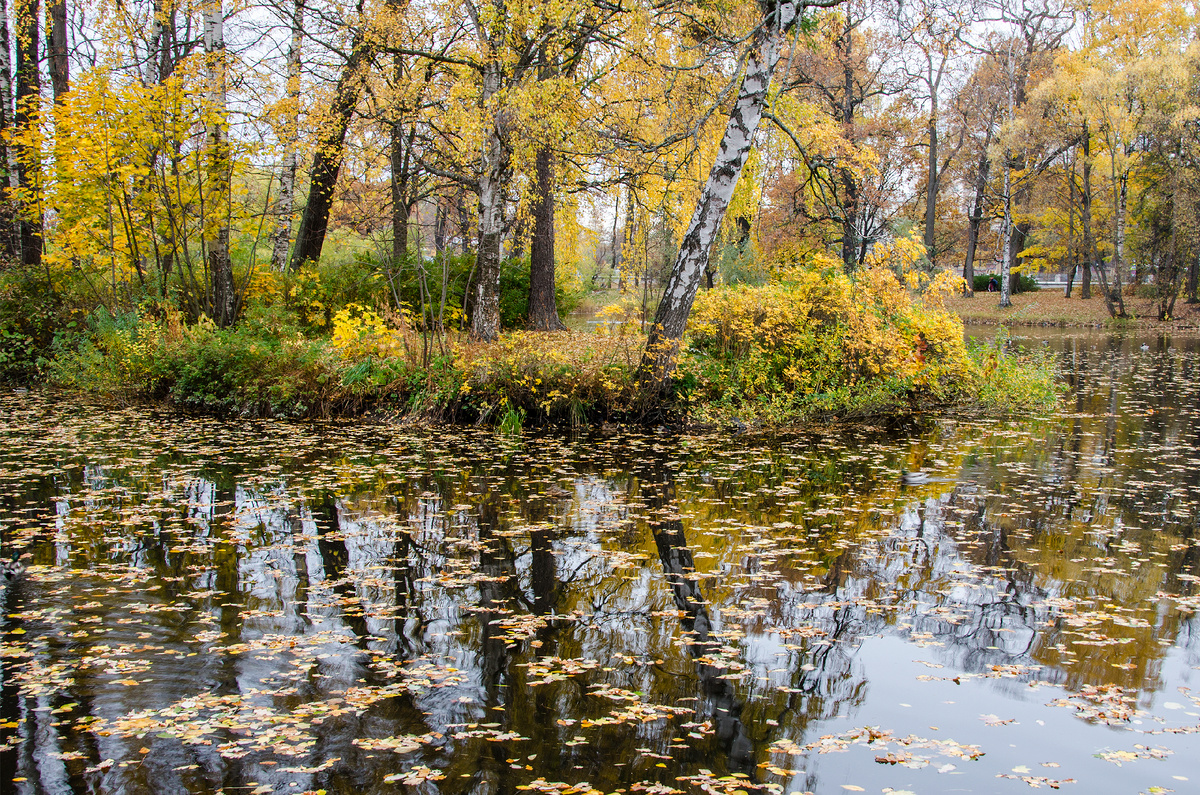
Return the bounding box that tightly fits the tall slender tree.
[637,0,844,394]
[204,0,235,326]
[270,0,303,271]
[13,0,40,269]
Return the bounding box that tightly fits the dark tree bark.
[390,119,413,263]
[47,0,67,101]
[528,145,565,330]
[14,0,40,269]
[289,31,372,271]
[433,199,447,253]
[1065,159,1076,298]
[962,150,990,298]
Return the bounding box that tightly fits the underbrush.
[43,304,647,422]
[25,250,1058,427]
[676,257,1059,427]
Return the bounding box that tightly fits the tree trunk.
[204,1,235,327]
[636,1,795,392]
[962,151,989,298]
[289,30,371,271]
[998,160,1012,309]
[1008,217,1029,296]
[14,0,40,269]
[47,0,68,101]
[924,99,938,265]
[433,199,447,254]
[0,0,15,258]
[1065,161,1075,298]
[390,118,412,263]
[1080,129,1097,303]
[270,0,302,271]
[1111,173,1128,316]
[470,61,508,342]
[528,145,564,330]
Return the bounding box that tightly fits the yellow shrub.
[330,304,411,361]
[683,254,973,411]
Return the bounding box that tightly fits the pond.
[2,329,1199,795]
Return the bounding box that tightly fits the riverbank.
[946,290,1200,329]
[29,278,1059,431]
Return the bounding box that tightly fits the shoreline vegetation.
[3,253,1060,430]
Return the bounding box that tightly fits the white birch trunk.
[998,47,1015,309]
[471,61,507,342]
[205,1,235,326]
[0,1,15,191]
[999,166,1013,309]
[636,1,795,389]
[271,0,303,271]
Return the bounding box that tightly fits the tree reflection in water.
[2,332,1200,793]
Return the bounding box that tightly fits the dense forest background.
[0,0,1192,405]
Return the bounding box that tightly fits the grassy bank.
[947,290,1200,329]
[15,265,1060,431]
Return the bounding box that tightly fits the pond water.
[2,330,1200,795]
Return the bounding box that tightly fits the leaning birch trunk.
[471,61,507,342]
[204,1,235,327]
[635,0,796,394]
[271,0,302,271]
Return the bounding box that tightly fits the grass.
[946,290,1200,328]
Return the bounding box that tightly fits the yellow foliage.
[684,252,973,409]
[330,304,411,361]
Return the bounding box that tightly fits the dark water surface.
[3,330,1200,794]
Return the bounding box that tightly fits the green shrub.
[973,272,1040,293]
[966,329,1060,413]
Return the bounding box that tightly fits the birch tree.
[271,0,303,271]
[204,0,235,326]
[14,0,40,268]
[636,0,844,395]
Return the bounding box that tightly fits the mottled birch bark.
[471,61,508,342]
[636,1,796,392]
[14,0,40,268]
[204,1,235,327]
[998,160,1013,309]
[271,0,302,271]
[0,0,15,256]
[997,49,1014,310]
[1110,173,1128,316]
